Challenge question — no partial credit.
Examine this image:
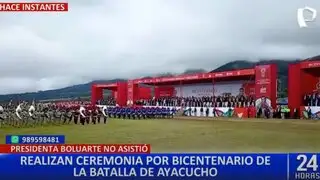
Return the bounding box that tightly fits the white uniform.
[79,106,86,118]
[102,105,107,117]
[15,104,22,120]
[28,105,35,117]
[0,105,4,121]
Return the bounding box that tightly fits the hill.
[0,79,126,102]
[212,59,300,89]
[0,60,305,101]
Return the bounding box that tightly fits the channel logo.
[297,6,317,28]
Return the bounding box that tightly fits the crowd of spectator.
[303,93,320,106]
[54,100,91,106]
[135,94,256,108]
[41,96,117,107]
[97,96,116,106]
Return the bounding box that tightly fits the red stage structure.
[91,64,278,114]
[288,60,320,117]
[91,82,128,106]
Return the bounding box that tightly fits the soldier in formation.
[0,101,177,128]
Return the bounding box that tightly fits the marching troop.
[0,101,177,128]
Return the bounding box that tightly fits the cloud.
[0,0,320,94]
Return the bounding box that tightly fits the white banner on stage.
[174,81,244,97]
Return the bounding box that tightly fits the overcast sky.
[0,0,320,94]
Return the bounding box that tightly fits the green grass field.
[1,117,320,152]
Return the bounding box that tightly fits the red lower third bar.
[0,2,68,12]
[0,144,151,153]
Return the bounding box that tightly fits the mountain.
[183,68,207,74]
[0,79,126,102]
[211,60,297,86]
[211,59,302,97]
[146,69,207,79]
[212,60,256,72]
[0,58,315,101]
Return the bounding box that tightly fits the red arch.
[288,60,320,113]
[91,82,128,106]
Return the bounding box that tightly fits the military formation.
[0,101,177,128]
[107,106,176,119]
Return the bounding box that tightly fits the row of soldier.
[0,102,177,128]
[0,102,104,127]
[108,106,176,119]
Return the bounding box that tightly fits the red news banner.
[0,144,151,153]
[0,2,68,12]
